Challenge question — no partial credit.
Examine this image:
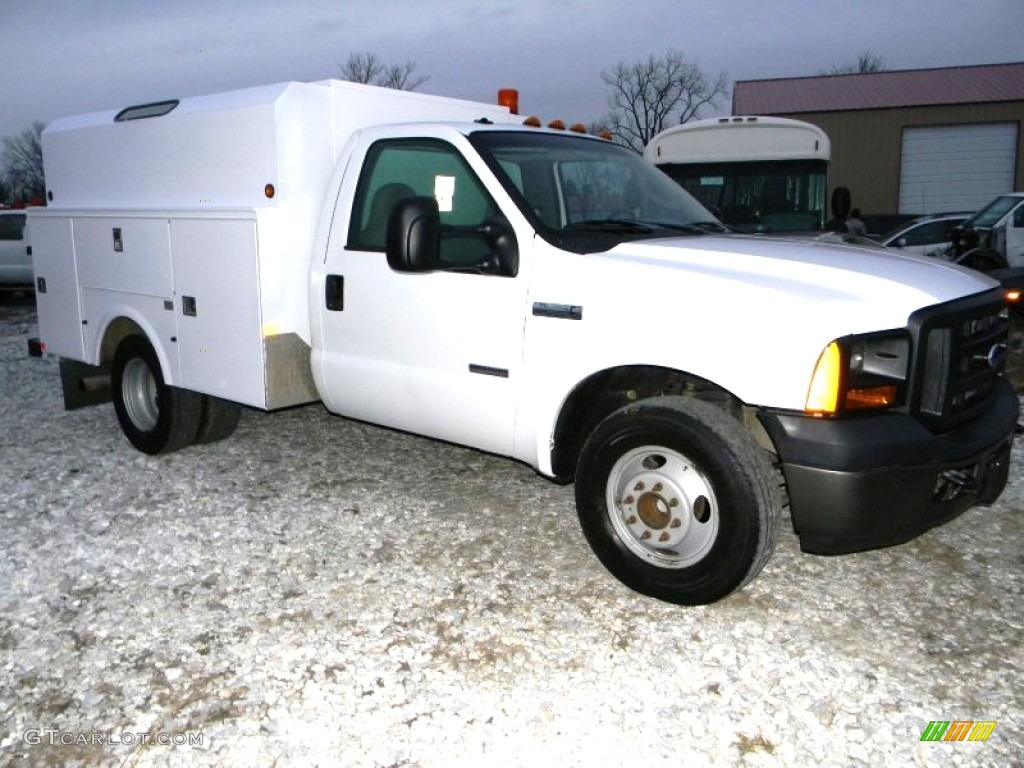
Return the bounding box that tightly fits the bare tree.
[825,52,887,75]
[601,50,727,153]
[2,122,45,203]
[339,52,429,91]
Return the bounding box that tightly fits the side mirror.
[386,196,440,273]
[895,237,906,248]
[830,186,851,220]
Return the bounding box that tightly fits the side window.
[0,214,26,241]
[1013,204,1024,228]
[901,221,943,246]
[349,139,510,271]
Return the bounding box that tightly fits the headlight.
[805,331,910,416]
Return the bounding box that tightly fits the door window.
[348,139,511,272]
[900,220,945,247]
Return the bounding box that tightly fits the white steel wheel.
[606,445,719,569]
[120,357,160,432]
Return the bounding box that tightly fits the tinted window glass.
[0,214,26,241]
[349,139,507,270]
[900,221,944,246]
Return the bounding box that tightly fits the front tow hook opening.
[933,468,979,503]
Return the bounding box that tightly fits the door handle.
[325,274,344,311]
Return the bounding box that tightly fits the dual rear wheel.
[111,335,240,455]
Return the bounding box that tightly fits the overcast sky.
[2,0,1022,143]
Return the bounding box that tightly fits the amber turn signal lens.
[805,341,842,415]
[845,385,898,410]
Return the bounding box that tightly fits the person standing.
[845,207,867,236]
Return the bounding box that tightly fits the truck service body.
[29,80,1019,605]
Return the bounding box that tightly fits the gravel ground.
[0,294,1020,767]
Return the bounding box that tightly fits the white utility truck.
[29,80,1019,605]
[951,191,1024,270]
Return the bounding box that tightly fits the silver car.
[880,213,970,259]
[0,210,33,285]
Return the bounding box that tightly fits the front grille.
[912,289,1009,432]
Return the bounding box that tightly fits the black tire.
[194,395,242,445]
[575,396,781,606]
[111,335,202,455]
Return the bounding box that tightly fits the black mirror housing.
[386,196,440,272]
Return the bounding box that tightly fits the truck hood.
[605,233,997,331]
[525,232,1004,412]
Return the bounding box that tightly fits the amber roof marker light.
[497,89,519,115]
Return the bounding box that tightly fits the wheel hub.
[636,489,671,530]
[607,447,719,568]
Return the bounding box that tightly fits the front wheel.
[575,397,781,605]
[112,335,202,454]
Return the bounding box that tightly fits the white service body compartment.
[170,216,265,407]
[30,215,85,360]
[31,208,317,410]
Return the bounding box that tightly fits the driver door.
[316,134,527,456]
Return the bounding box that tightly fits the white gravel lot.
[0,295,1020,767]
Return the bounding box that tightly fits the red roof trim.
[733,62,1024,115]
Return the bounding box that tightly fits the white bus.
[644,116,831,233]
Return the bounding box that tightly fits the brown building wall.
[771,102,1024,216]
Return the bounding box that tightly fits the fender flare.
[89,306,179,386]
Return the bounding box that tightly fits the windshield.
[965,195,1021,229]
[469,130,723,253]
[658,160,828,233]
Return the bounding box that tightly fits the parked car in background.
[0,210,33,285]
[880,212,971,259]
[858,213,920,239]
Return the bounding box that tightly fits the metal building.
[732,62,1024,222]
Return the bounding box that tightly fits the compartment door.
[31,216,86,360]
[170,217,267,408]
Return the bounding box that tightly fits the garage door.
[899,123,1018,214]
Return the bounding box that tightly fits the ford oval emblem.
[987,343,1007,370]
